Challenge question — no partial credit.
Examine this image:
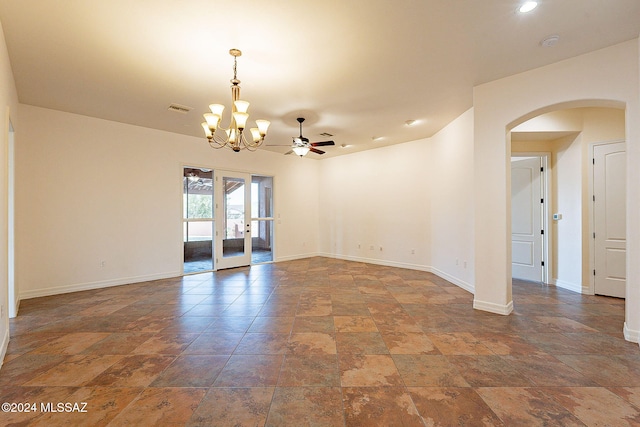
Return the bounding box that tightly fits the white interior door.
[215,171,252,270]
[511,157,544,282]
[593,142,626,298]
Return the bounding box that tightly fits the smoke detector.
[540,35,560,48]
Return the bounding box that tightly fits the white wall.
[429,108,475,291]
[0,19,19,365]
[317,108,475,293]
[473,39,640,343]
[15,105,320,299]
[318,138,432,271]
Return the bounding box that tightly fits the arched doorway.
[508,106,626,300]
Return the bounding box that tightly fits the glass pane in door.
[251,175,274,263]
[183,167,214,273]
[252,220,273,263]
[223,177,246,258]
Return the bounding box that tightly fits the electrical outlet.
[379,246,383,251]
[100,260,105,268]
[411,249,415,254]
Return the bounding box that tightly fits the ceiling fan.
[285,117,335,156]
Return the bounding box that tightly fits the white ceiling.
[1,1,639,158]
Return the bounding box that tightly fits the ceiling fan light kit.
[201,49,270,152]
[285,117,335,157]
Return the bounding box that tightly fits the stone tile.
[29,332,111,355]
[544,387,640,426]
[556,355,640,387]
[477,387,593,426]
[334,316,378,332]
[288,332,337,355]
[234,333,291,354]
[278,354,340,386]
[0,354,68,386]
[296,302,333,316]
[183,332,243,354]
[428,332,495,355]
[29,386,143,427]
[267,387,344,427]
[292,316,335,333]
[0,385,78,426]
[339,354,403,387]
[392,354,470,387]
[150,355,229,387]
[408,387,504,426]
[81,332,155,355]
[372,314,424,333]
[381,332,440,354]
[213,354,284,387]
[473,332,549,356]
[131,332,199,354]
[342,387,424,427]
[25,354,123,386]
[248,316,295,333]
[609,387,640,409]
[86,354,175,387]
[108,387,206,426]
[186,387,274,427]
[503,354,598,386]
[449,355,534,387]
[336,332,390,354]
[204,316,255,333]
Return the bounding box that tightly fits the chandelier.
[201,49,270,152]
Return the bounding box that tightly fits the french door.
[183,167,274,273]
[215,171,252,270]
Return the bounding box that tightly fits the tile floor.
[1,257,640,426]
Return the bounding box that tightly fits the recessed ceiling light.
[519,1,538,13]
[340,144,352,148]
[405,120,418,127]
[372,136,383,141]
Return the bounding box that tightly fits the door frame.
[588,139,626,296]
[511,152,551,284]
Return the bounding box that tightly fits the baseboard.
[275,252,321,262]
[0,324,9,370]
[19,271,181,301]
[624,322,640,344]
[554,279,582,293]
[473,298,514,315]
[318,252,432,273]
[430,267,475,294]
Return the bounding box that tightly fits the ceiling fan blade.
[310,147,325,155]
[310,140,335,147]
